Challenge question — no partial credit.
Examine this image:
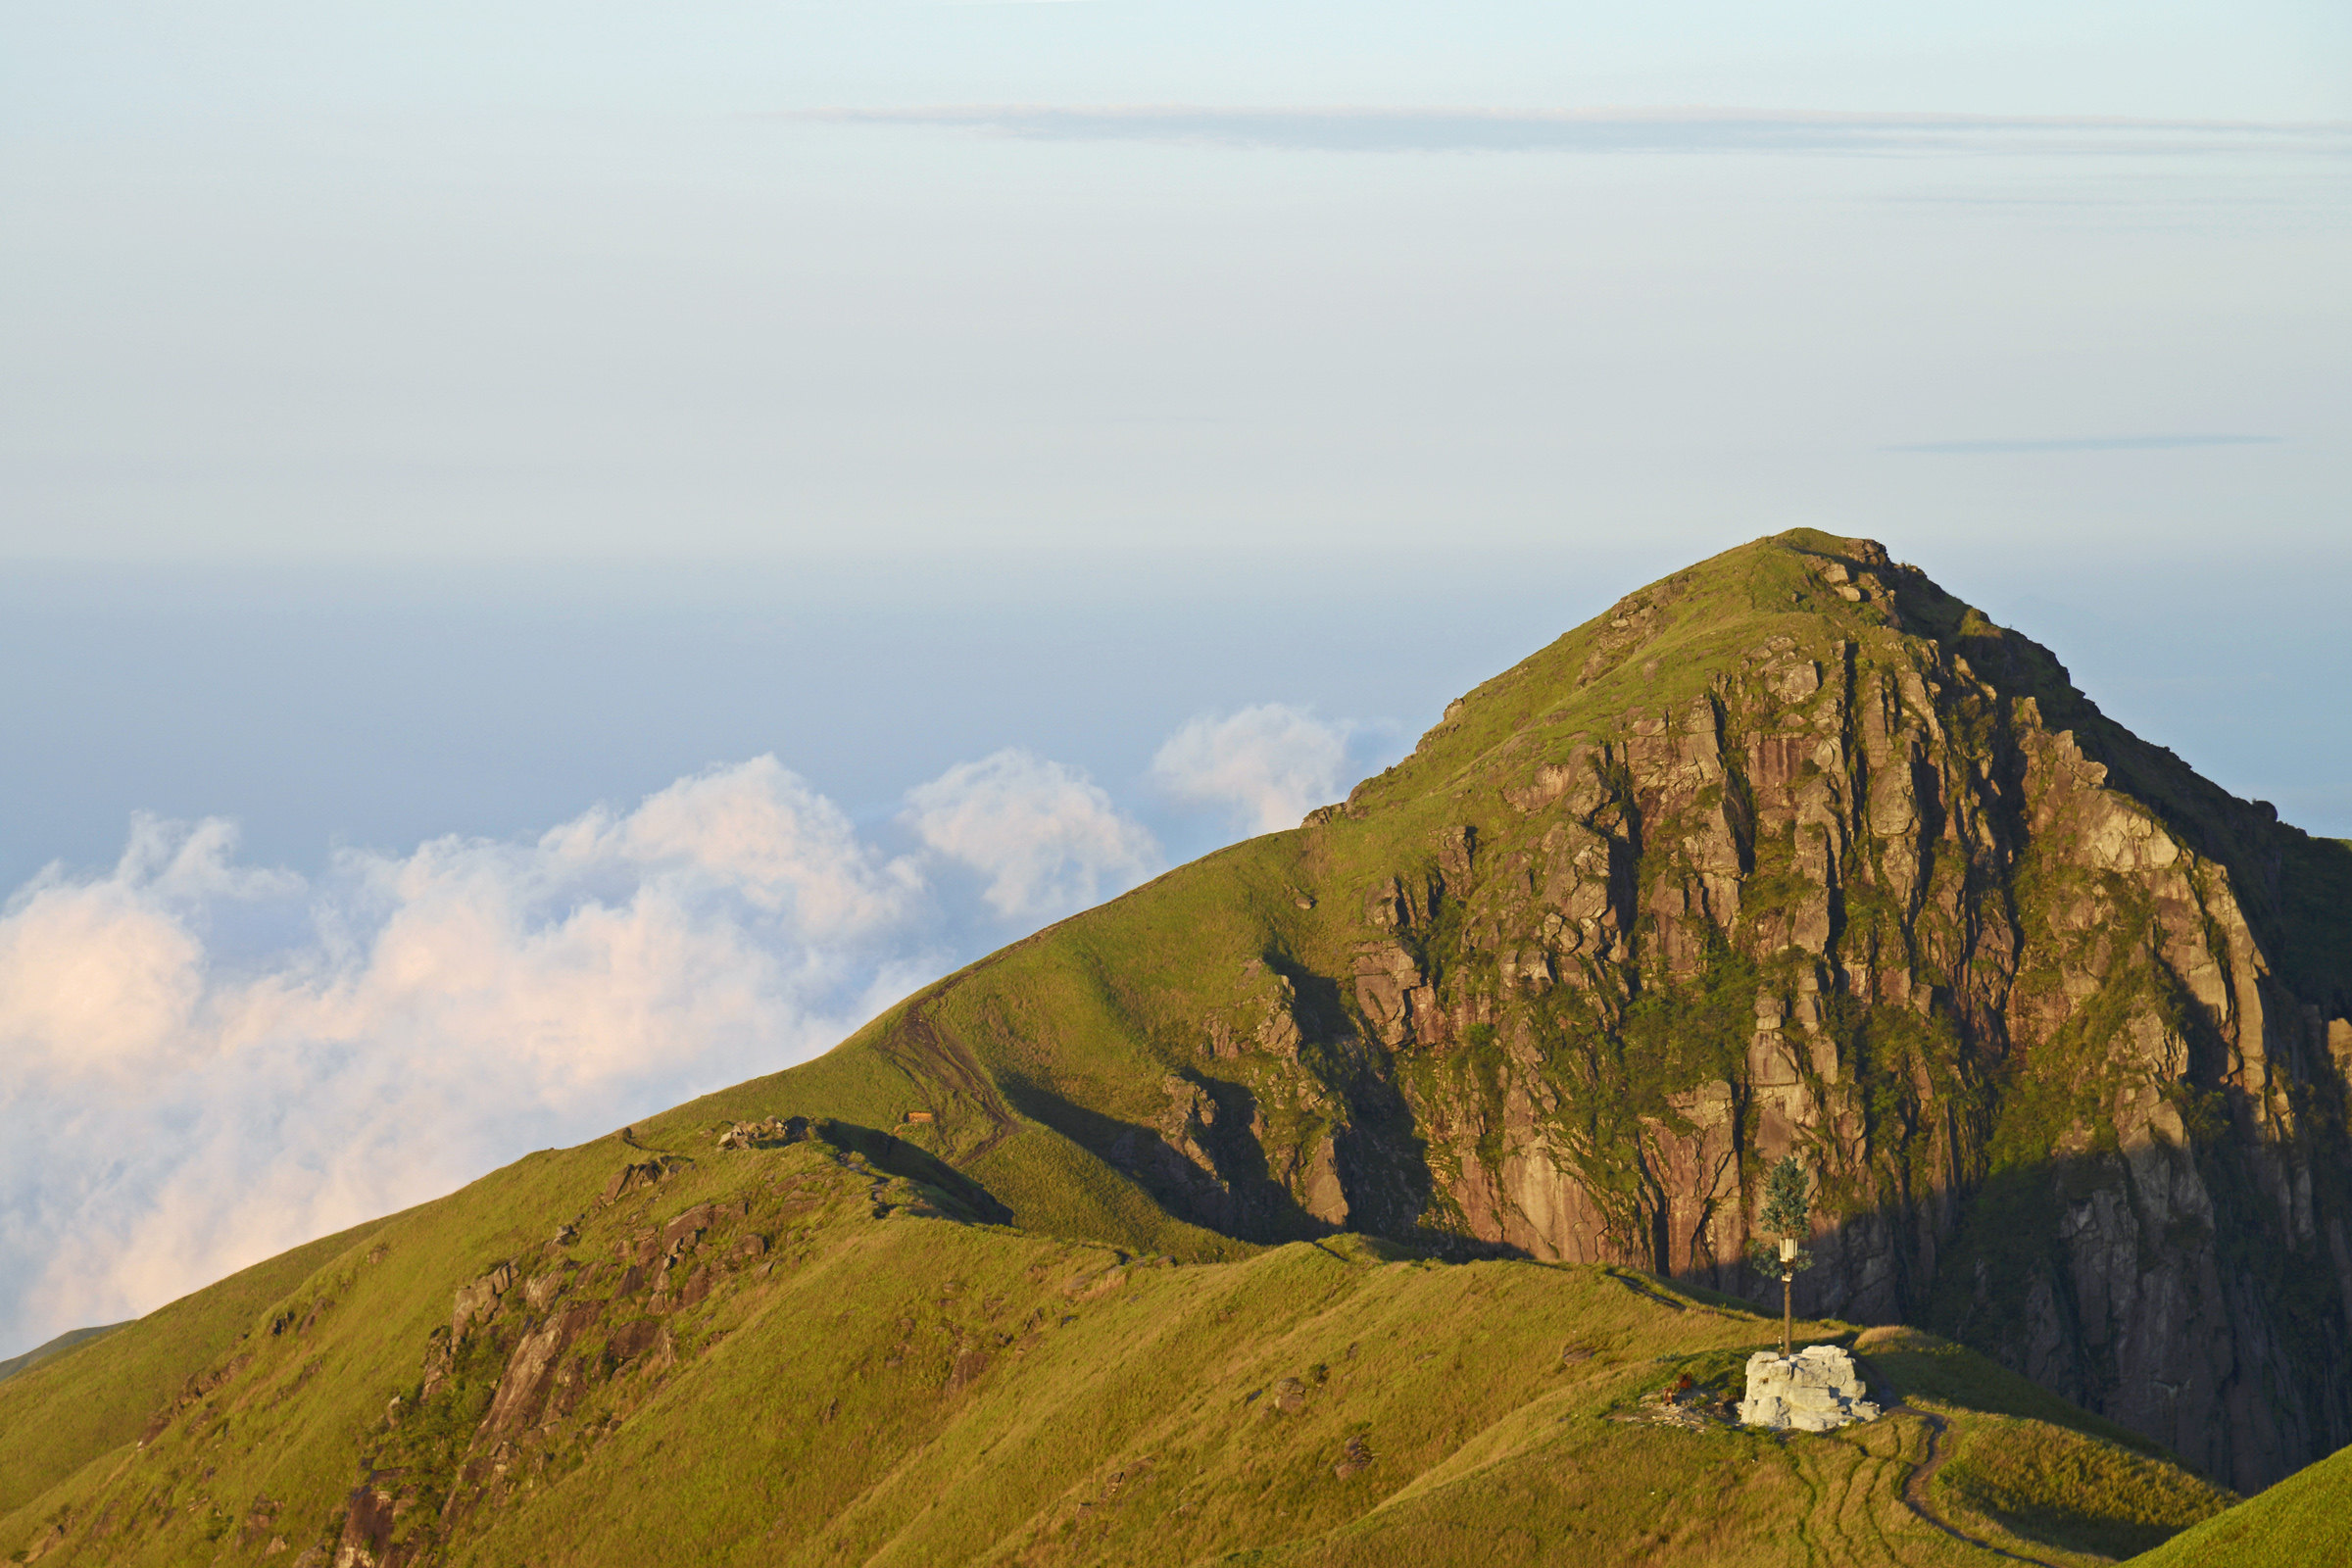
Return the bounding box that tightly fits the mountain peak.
[764,532,2352,1491]
[1350,531,2008,819]
[7,537,2348,1566]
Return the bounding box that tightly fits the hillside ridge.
[0,1119,2234,1566]
[710,529,2352,1491]
[6,529,2348,1565]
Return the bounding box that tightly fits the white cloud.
[902,749,1160,918]
[0,815,299,1083]
[542,757,920,930]
[112,812,304,903]
[1150,704,1354,835]
[0,758,949,1352]
[0,725,1330,1355]
[0,877,206,1081]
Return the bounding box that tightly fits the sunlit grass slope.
[0,1328,122,1389]
[4,528,2316,1563]
[2127,1441,2352,1565]
[0,1122,2225,1566]
[0,1220,391,1523]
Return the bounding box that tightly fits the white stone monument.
[1738,1345,1882,1432]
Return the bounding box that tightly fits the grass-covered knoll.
[660,528,2352,1493]
[1850,1328,2227,1562]
[0,1120,2226,1567]
[0,1326,121,1388]
[2129,1440,2352,1565]
[0,1218,392,1522]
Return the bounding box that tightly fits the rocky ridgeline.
[1739,1347,1882,1432]
[1109,536,2352,1490]
[714,1115,809,1151]
[10,1128,1046,1568]
[334,1136,967,1568]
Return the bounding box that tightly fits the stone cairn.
[1738,1345,1882,1432]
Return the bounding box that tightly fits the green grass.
[961,1123,1255,1263]
[2129,1441,2352,1565]
[0,1326,122,1388]
[0,1125,2227,1567]
[2,528,2328,1565]
[1933,1412,2225,1561]
[0,1219,393,1521]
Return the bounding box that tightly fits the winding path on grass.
[1893,1405,2061,1566]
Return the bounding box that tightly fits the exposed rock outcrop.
[1740,1346,1882,1431]
[714,1116,809,1150]
[1110,535,2352,1489]
[832,532,2349,1492]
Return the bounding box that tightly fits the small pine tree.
[1749,1156,1814,1355]
[1758,1156,1811,1244]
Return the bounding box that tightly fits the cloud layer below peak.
[0,735,1263,1355]
[0,703,1409,1356]
[1152,704,1358,836]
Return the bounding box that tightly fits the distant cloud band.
[1885,435,2283,455]
[0,708,1408,1357]
[0,751,1160,1354]
[1151,705,1353,836]
[791,105,2352,158]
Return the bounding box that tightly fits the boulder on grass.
[1738,1345,1882,1432]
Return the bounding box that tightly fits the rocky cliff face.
[1122,536,2352,1492]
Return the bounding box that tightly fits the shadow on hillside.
[1330,1062,1467,1251]
[1254,948,1461,1252]
[995,1070,1336,1245]
[1262,951,1352,1041]
[1644,1136,2352,1502]
[813,1119,1014,1226]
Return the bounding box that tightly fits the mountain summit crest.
[759,529,2352,1491]
[5,532,2346,1565]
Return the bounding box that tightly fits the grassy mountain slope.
[7,529,2344,1562]
[2131,1441,2352,1565]
[670,529,2352,1490]
[0,1121,2228,1566]
[0,1328,122,1390]
[0,1222,391,1525]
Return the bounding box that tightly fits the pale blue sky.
[9,4,2348,122]
[4,0,2346,564]
[1,2,2348,1353]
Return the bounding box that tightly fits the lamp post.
[1779,1235,1798,1356]
[1752,1156,1812,1359]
